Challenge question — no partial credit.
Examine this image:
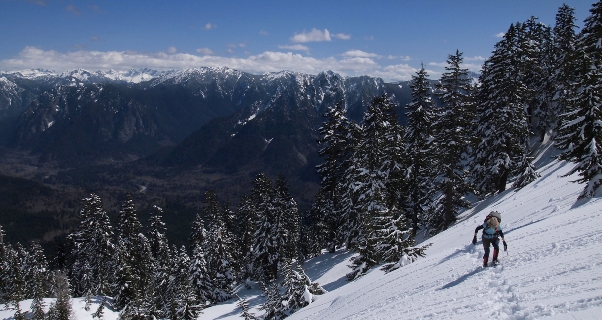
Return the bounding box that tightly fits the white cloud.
[167,46,177,54]
[333,33,351,40]
[0,46,433,82]
[90,36,99,42]
[495,32,505,38]
[278,44,310,53]
[342,50,380,58]
[204,23,217,30]
[196,48,214,55]
[465,55,486,61]
[372,64,422,82]
[259,30,269,36]
[291,28,331,43]
[428,61,447,68]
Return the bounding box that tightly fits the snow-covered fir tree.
[249,173,279,281]
[551,4,579,132]
[471,23,537,195]
[431,51,474,232]
[280,261,325,316]
[236,296,258,320]
[28,242,50,320]
[555,0,602,198]
[114,193,153,313]
[166,246,201,320]
[67,194,116,297]
[203,190,237,303]
[312,100,353,253]
[5,243,26,320]
[147,205,172,318]
[343,95,415,279]
[404,65,437,237]
[273,174,300,263]
[46,270,74,320]
[259,280,285,320]
[188,214,212,307]
[236,194,259,281]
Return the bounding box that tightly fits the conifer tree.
[114,193,153,312]
[237,194,259,281]
[166,246,201,320]
[47,270,74,320]
[405,65,437,235]
[5,243,26,320]
[259,280,285,320]
[339,95,397,251]
[237,296,258,320]
[67,194,115,297]
[250,173,279,280]
[431,51,474,232]
[280,261,325,316]
[29,241,50,320]
[313,100,353,252]
[273,174,300,263]
[343,95,415,279]
[203,190,237,303]
[556,0,602,198]
[146,205,171,318]
[472,23,536,195]
[551,4,579,132]
[0,224,6,303]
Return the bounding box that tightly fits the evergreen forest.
[2,1,602,319]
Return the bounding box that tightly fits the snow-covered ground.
[2,146,602,319]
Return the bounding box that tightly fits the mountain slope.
[1,144,600,319]
[200,144,602,319]
[286,154,602,319]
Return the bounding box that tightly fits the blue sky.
[0,0,595,81]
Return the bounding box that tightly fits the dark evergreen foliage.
[431,51,474,232]
[555,0,602,198]
[404,65,437,236]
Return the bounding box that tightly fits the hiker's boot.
[483,255,489,267]
[493,248,499,262]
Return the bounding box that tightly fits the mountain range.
[0,67,416,250]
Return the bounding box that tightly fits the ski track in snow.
[2,156,602,319]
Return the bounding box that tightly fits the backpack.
[486,211,501,229]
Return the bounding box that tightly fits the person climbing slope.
[472,211,507,267]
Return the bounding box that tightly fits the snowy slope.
[288,157,602,320]
[1,149,601,319]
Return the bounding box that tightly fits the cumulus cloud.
[495,32,505,38]
[291,28,331,43]
[167,46,177,54]
[464,55,486,61]
[333,33,351,40]
[342,50,380,58]
[371,64,422,82]
[260,30,269,36]
[196,48,214,55]
[0,46,429,82]
[278,44,310,53]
